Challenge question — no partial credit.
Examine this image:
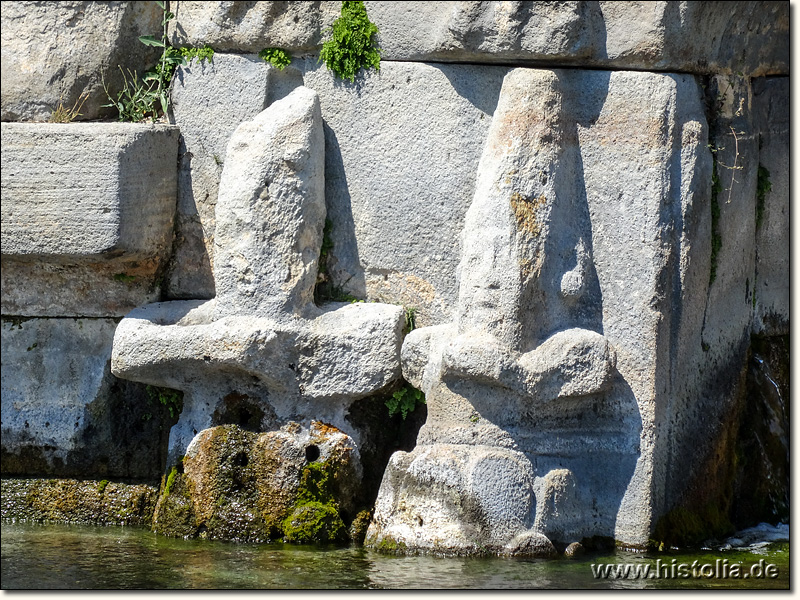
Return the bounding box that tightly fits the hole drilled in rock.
[305,445,320,462]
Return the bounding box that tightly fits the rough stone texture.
[212,86,325,321]
[1,478,158,526]
[368,67,717,553]
[1,123,179,317]
[303,59,507,325]
[164,56,507,324]
[166,53,274,299]
[1,1,161,122]
[112,87,404,479]
[152,422,361,542]
[168,1,340,53]
[653,74,757,527]
[1,318,175,480]
[752,77,789,336]
[164,2,788,77]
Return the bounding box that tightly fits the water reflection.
[0,523,788,590]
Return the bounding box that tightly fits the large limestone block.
[1,318,174,480]
[163,2,788,77]
[1,123,179,317]
[368,1,788,75]
[166,53,273,299]
[1,1,161,121]
[112,87,404,474]
[168,1,340,53]
[752,77,789,336]
[369,67,714,554]
[303,59,508,325]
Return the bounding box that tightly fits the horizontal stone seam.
[162,49,788,78]
[1,315,123,322]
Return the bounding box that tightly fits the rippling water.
[0,522,788,590]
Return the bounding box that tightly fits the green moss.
[97,479,110,494]
[349,509,372,545]
[755,164,771,230]
[281,460,348,545]
[282,502,346,544]
[374,536,408,554]
[163,466,178,498]
[113,272,136,283]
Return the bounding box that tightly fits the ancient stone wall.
[0,1,789,553]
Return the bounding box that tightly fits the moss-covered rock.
[282,501,346,544]
[151,421,363,543]
[1,477,158,525]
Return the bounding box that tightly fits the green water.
[0,522,788,589]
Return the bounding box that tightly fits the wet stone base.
[0,478,158,527]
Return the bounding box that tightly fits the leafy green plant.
[404,307,417,334]
[259,47,292,70]
[319,1,381,82]
[386,384,425,420]
[103,2,213,122]
[146,385,184,419]
[49,91,89,123]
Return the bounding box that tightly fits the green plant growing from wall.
[319,1,381,82]
[386,383,425,420]
[259,47,292,70]
[49,91,89,123]
[146,385,184,419]
[103,1,213,122]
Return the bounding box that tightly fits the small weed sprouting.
[113,272,136,283]
[404,307,417,334]
[49,91,89,123]
[386,384,425,420]
[146,385,184,419]
[319,1,381,82]
[103,1,213,122]
[259,47,292,70]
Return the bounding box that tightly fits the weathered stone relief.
[0,1,789,553]
[366,67,716,554]
[111,87,404,536]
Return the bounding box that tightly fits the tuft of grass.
[49,92,89,123]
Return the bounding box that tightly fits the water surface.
[0,522,789,590]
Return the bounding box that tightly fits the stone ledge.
[1,123,179,317]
